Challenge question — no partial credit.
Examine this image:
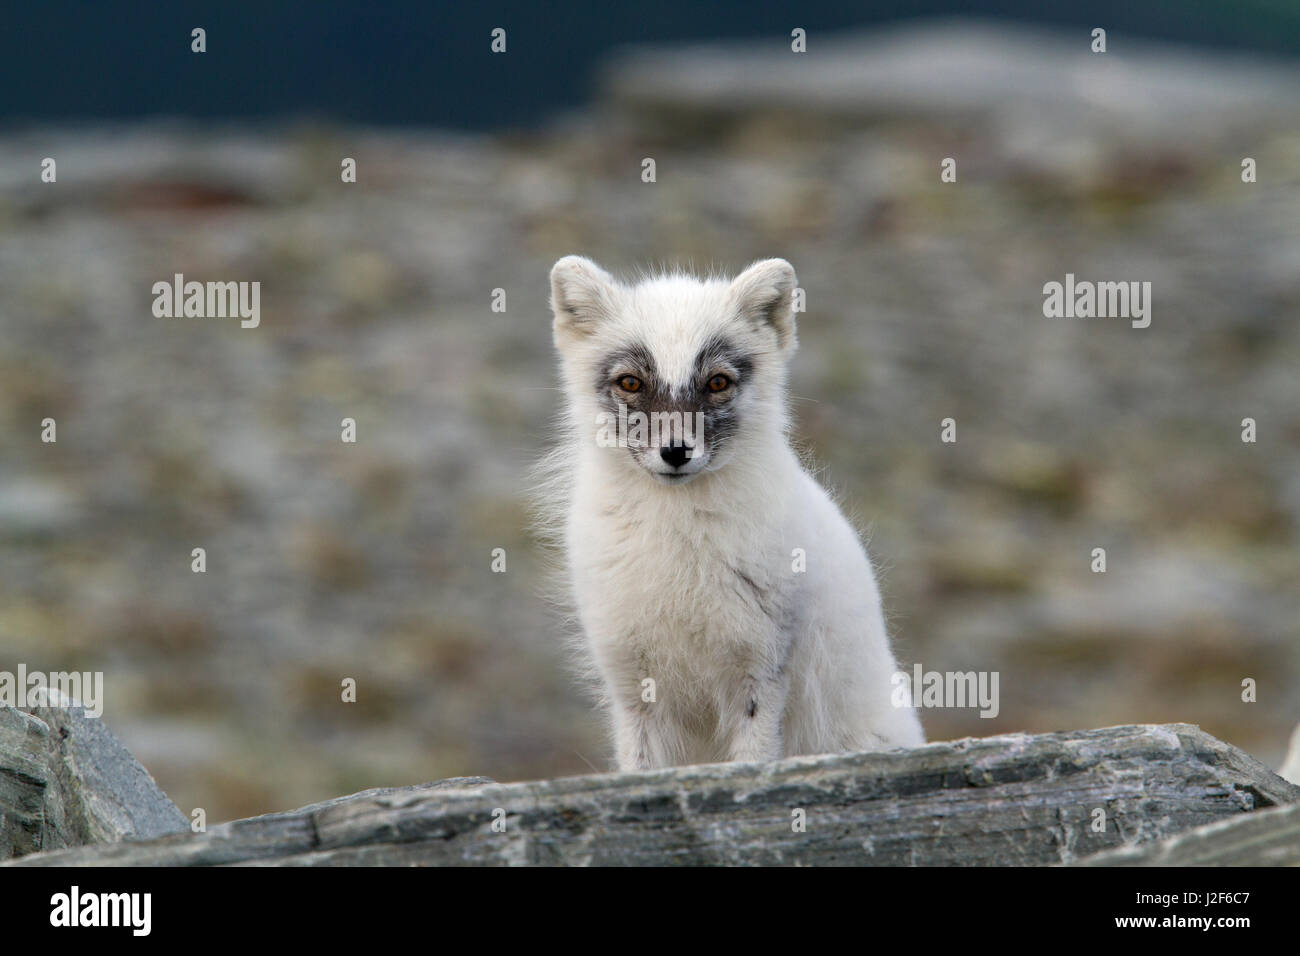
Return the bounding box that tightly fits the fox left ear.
[729,258,797,351]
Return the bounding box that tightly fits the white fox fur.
[1281,722,1300,785]
[540,255,924,771]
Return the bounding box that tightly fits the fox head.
[550,256,797,486]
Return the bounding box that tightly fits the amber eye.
[618,375,642,393]
[707,374,732,393]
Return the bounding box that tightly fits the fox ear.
[729,258,797,351]
[550,255,619,340]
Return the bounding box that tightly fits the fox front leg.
[725,673,788,763]
[610,692,670,771]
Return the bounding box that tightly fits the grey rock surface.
[286,776,496,816]
[0,696,188,859]
[7,724,1296,867]
[1074,801,1300,866]
[22,691,189,847]
[0,707,49,858]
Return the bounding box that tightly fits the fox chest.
[570,508,794,681]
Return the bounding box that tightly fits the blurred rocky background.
[1,16,1298,822]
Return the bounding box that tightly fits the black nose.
[660,444,691,468]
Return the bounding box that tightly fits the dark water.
[3,0,1298,129]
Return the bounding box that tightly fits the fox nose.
[660,444,692,468]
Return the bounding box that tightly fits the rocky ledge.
[3,703,1297,866]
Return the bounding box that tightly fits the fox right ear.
[729,258,798,351]
[550,255,619,340]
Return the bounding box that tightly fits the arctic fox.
[544,255,924,771]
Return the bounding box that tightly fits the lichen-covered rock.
[8,723,1297,867]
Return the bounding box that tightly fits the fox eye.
[617,375,642,393]
[707,374,732,393]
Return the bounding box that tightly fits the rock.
[6,724,1296,867]
[1074,801,1300,866]
[0,692,188,859]
[0,708,49,858]
[287,777,497,816]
